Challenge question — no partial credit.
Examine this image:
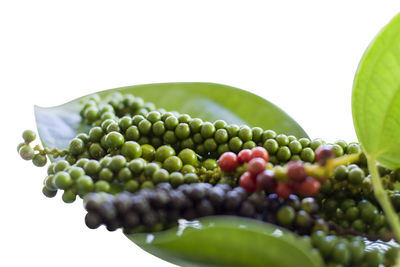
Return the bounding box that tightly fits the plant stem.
[367,153,400,262]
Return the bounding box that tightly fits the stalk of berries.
[218,145,362,199]
[83,182,331,237]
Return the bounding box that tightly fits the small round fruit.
[287,161,306,182]
[275,182,292,199]
[105,132,125,149]
[250,147,269,161]
[218,152,239,172]
[22,130,36,143]
[238,149,252,163]
[247,158,266,176]
[297,177,320,196]
[256,169,276,192]
[163,156,183,172]
[121,141,142,159]
[239,171,256,192]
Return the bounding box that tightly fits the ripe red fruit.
[256,169,276,192]
[287,161,307,182]
[218,152,239,172]
[275,182,292,199]
[251,147,269,162]
[297,177,321,197]
[239,171,257,192]
[247,158,266,176]
[238,149,252,163]
[315,145,334,166]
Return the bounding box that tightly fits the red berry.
[238,149,252,163]
[239,171,256,192]
[315,145,334,166]
[275,182,292,199]
[287,161,306,182]
[251,147,269,162]
[297,177,321,197]
[247,158,266,176]
[256,169,276,192]
[218,152,239,172]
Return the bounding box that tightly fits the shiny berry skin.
[251,147,269,162]
[297,177,320,196]
[239,171,256,192]
[275,182,292,199]
[238,149,252,163]
[218,152,239,172]
[256,169,276,192]
[286,161,306,182]
[247,158,266,176]
[315,145,334,165]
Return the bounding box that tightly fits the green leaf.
[352,13,400,169]
[34,82,307,150]
[126,216,324,267]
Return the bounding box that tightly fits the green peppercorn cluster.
[17,92,400,267]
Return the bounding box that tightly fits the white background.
[1,1,400,266]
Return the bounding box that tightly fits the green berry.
[152,121,165,136]
[163,156,183,172]
[106,122,120,133]
[105,132,124,149]
[189,118,203,133]
[348,168,365,185]
[183,173,199,183]
[68,138,85,155]
[300,147,315,162]
[345,207,359,222]
[346,143,361,154]
[288,140,302,154]
[101,119,116,131]
[153,169,169,184]
[170,172,184,187]
[226,124,240,138]
[263,139,279,154]
[203,159,218,170]
[193,133,203,144]
[364,249,383,267]
[217,143,230,155]
[19,144,35,160]
[154,145,174,162]
[251,127,263,143]
[213,120,227,130]
[76,175,94,195]
[109,155,127,172]
[276,146,291,162]
[128,158,146,174]
[229,137,243,153]
[22,130,36,143]
[146,111,161,123]
[54,160,70,172]
[310,138,324,150]
[54,171,72,189]
[140,181,154,189]
[178,114,191,123]
[99,168,114,182]
[178,148,197,165]
[262,130,277,142]
[165,116,179,130]
[331,242,350,265]
[331,144,344,157]
[94,180,110,193]
[299,137,311,148]
[204,138,217,152]
[89,126,104,142]
[84,160,101,176]
[334,165,348,181]
[62,190,77,203]
[68,167,85,180]
[200,122,215,139]
[32,154,47,167]
[138,136,150,145]
[118,116,133,132]
[238,126,252,142]
[163,130,177,144]
[141,144,155,162]
[144,163,160,177]
[276,134,289,146]
[351,219,366,232]
[181,164,196,174]
[180,138,195,149]
[243,141,256,149]
[125,125,141,141]
[121,141,142,159]
[138,119,152,135]
[318,236,337,258]
[75,158,89,169]
[175,123,191,139]
[76,133,90,144]
[214,129,229,144]
[276,206,295,226]
[44,175,57,191]
[118,167,133,182]
[132,114,145,126]
[125,180,140,192]
[42,186,57,198]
